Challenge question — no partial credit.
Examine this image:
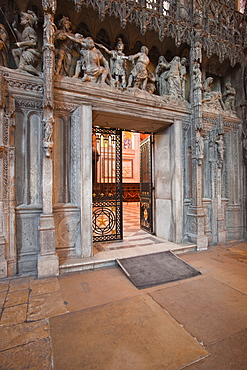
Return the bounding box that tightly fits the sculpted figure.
[127,46,150,90]
[78,37,109,84]
[202,77,223,109]
[223,83,236,114]
[96,38,127,88]
[192,61,202,90]
[0,24,9,67]
[216,135,224,163]
[12,11,41,76]
[180,57,188,99]
[66,33,86,78]
[55,16,74,76]
[195,131,204,165]
[166,56,182,98]
[155,56,170,96]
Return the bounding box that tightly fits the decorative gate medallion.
[92,127,122,242]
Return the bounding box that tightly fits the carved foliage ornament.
[71,0,245,66]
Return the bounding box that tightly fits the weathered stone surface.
[27,291,67,321]
[0,319,50,351]
[29,278,60,296]
[0,304,27,325]
[0,338,52,369]
[5,290,29,307]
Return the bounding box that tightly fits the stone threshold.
[59,241,197,274]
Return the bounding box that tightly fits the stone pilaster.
[38,0,59,277]
[187,39,208,250]
[171,118,183,243]
[70,105,92,257]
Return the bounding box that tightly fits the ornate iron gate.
[140,135,153,233]
[92,127,123,242]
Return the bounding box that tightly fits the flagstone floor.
[1,241,247,369]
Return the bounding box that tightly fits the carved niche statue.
[74,36,110,84]
[0,24,9,67]
[166,56,182,98]
[180,57,188,99]
[96,38,127,88]
[195,130,204,165]
[223,83,236,114]
[192,60,202,90]
[12,11,41,76]
[54,16,74,76]
[127,46,150,90]
[215,134,224,167]
[202,77,223,110]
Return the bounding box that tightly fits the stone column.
[187,36,208,250]
[38,0,59,277]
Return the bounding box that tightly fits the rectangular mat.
[117,250,201,289]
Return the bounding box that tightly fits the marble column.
[38,0,59,277]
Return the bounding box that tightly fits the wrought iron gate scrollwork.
[92,127,122,242]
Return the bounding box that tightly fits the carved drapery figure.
[202,77,223,110]
[223,83,236,114]
[180,57,188,99]
[12,11,41,76]
[215,135,224,167]
[96,38,127,88]
[66,33,86,78]
[0,24,9,67]
[127,46,150,90]
[195,130,204,165]
[55,16,74,76]
[192,60,202,90]
[166,56,182,98]
[155,55,170,96]
[78,37,109,84]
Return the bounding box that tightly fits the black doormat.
[117,251,201,289]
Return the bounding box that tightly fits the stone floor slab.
[0,304,27,325]
[27,291,67,321]
[185,329,247,369]
[0,281,9,293]
[5,290,29,308]
[29,278,60,296]
[0,319,50,351]
[150,277,247,346]
[50,295,208,370]
[0,338,52,369]
[58,267,139,312]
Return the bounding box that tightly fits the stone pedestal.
[38,214,59,277]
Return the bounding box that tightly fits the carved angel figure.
[127,46,150,90]
[55,16,74,76]
[96,38,127,88]
[223,83,236,114]
[12,11,41,76]
[0,24,9,67]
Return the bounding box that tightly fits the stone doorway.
[92,128,153,253]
